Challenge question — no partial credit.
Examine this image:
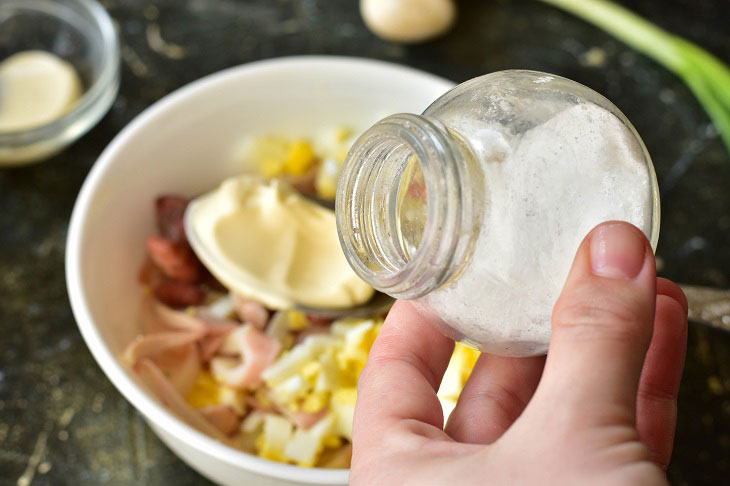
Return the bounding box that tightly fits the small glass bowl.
[0,0,120,166]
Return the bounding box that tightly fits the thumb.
[537,221,656,421]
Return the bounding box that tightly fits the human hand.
[351,221,688,485]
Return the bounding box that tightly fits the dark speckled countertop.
[1,0,729,484]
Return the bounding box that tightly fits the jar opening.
[336,114,480,300]
[395,156,427,262]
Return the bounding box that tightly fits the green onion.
[538,0,730,154]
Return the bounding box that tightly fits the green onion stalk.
[538,0,730,155]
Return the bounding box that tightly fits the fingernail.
[590,223,646,279]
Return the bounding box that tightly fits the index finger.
[354,300,454,443]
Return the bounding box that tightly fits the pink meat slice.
[123,330,204,364]
[165,343,201,396]
[145,235,200,283]
[245,389,327,431]
[134,358,227,441]
[212,324,281,388]
[233,295,270,330]
[141,297,238,335]
[155,195,188,243]
[198,332,230,362]
[283,407,328,430]
[199,405,241,436]
[154,279,204,308]
[141,297,205,334]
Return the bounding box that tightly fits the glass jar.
[336,70,660,356]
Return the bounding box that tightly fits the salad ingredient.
[209,324,281,388]
[145,235,200,283]
[187,371,247,414]
[123,330,205,363]
[200,405,241,435]
[284,413,336,467]
[437,343,481,420]
[360,0,456,44]
[153,279,204,308]
[539,0,730,154]
[134,358,228,441]
[234,295,270,329]
[0,51,82,132]
[247,128,355,200]
[156,196,190,242]
[185,175,374,310]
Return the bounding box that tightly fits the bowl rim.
[0,0,120,147]
[66,55,453,484]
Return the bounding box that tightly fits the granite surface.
[1,0,729,484]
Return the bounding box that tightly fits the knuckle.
[474,382,527,424]
[638,379,678,404]
[553,292,651,343]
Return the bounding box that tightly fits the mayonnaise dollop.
[0,51,82,132]
[185,175,374,309]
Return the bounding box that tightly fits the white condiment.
[185,174,374,310]
[0,51,83,132]
[420,103,653,355]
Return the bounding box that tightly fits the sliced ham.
[200,405,241,436]
[140,297,206,334]
[233,295,270,329]
[210,324,281,388]
[138,297,239,365]
[155,195,188,243]
[143,297,236,333]
[166,344,201,397]
[282,407,329,430]
[123,330,204,364]
[134,358,227,441]
[197,314,239,336]
[154,279,204,308]
[145,235,200,282]
[138,257,164,287]
[306,314,334,327]
[199,332,230,362]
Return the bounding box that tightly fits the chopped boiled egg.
[204,293,236,319]
[286,310,310,331]
[439,397,458,423]
[270,374,308,405]
[438,342,481,402]
[331,387,357,440]
[242,410,266,434]
[315,157,340,200]
[314,349,340,392]
[284,413,336,467]
[186,370,246,415]
[301,391,328,414]
[248,135,290,178]
[335,318,381,381]
[257,414,294,462]
[284,140,316,175]
[262,335,340,386]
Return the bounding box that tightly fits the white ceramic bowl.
[66,56,452,486]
